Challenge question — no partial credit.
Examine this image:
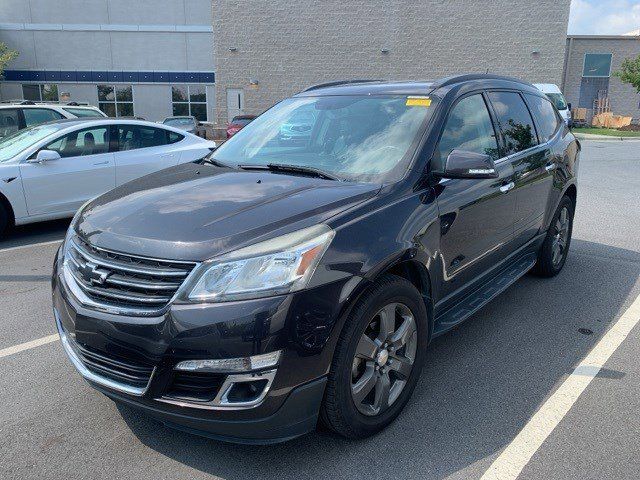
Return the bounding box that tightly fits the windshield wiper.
[237,163,340,181]
[196,153,231,168]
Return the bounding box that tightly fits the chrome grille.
[65,236,196,314]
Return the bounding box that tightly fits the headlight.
[182,224,335,302]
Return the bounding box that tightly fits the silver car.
[162,116,207,138]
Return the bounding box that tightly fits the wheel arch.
[0,190,16,229]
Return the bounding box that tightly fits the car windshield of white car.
[0,124,64,162]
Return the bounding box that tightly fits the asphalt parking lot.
[1,139,639,480]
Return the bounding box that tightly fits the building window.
[97,85,134,117]
[172,85,207,121]
[582,53,612,78]
[22,84,59,101]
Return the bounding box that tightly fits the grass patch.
[572,127,640,137]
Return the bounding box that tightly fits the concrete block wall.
[563,36,640,121]
[212,0,571,126]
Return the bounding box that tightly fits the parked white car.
[533,84,571,126]
[0,118,216,233]
[0,101,106,139]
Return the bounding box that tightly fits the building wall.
[562,36,640,122]
[0,0,215,122]
[212,0,571,126]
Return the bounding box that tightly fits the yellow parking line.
[480,292,640,480]
[0,334,59,360]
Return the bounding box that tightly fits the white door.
[227,89,244,123]
[113,124,180,185]
[19,126,115,216]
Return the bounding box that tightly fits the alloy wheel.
[351,302,418,416]
[552,206,570,267]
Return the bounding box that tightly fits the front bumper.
[52,251,348,443]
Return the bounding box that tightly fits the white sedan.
[0,118,216,233]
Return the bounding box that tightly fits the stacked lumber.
[591,112,633,129]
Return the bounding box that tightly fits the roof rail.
[431,73,532,89]
[301,79,383,93]
[0,100,92,106]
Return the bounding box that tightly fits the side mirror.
[567,102,572,111]
[440,149,498,179]
[29,149,61,164]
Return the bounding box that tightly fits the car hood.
[76,162,380,261]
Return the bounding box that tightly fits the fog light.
[174,350,281,373]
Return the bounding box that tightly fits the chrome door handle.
[499,182,515,193]
[93,161,109,166]
[545,163,556,172]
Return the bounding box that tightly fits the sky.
[568,0,640,35]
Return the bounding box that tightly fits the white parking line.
[0,239,62,253]
[480,292,640,480]
[0,334,59,360]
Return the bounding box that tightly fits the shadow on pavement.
[0,218,69,250]
[116,238,640,480]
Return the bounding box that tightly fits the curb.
[573,133,640,142]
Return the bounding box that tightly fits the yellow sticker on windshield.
[406,96,432,107]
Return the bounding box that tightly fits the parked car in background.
[533,84,571,126]
[278,108,315,144]
[0,101,106,139]
[162,116,207,138]
[226,114,256,138]
[52,75,578,444]
[0,118,215,234]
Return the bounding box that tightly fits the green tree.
[0,43,18,79]
[614,54,640,94]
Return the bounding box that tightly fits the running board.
[433,253,537,337]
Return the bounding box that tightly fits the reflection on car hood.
[76,162,381,261]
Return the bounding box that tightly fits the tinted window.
[23,108,64,127]
[168,131,184,144]
[436,94,499,168]
[45,127,109,158]
[525,94,560,143]
[487,91,538,155]
[0,108,20,138]
[583,53,612,77]
[117,125,168,151]
[63,107,106,118]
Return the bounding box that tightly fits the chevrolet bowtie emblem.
[80,261,110,285]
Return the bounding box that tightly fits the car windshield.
[213,95,436,182]
[164,118,194,126]
[0,124,65,163]
[545,93,568,110]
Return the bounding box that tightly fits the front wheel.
[532,195,574,277]
[320,274,429,439]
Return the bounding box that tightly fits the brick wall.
[563,36,640,122]
[212,0,570,126]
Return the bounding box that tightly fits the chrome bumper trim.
[54,309,154,397]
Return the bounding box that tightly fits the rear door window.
[525,94,561,143]
[63,107,106,118]
[487,91,538,155]
[117,125,169,151]
[23,108,65,127]
[436,94,500,169]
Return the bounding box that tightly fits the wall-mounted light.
[229,47,238,52]
[380,48,390,54]
[531,50,540,57]
[249,79,259,89]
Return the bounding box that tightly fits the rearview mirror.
[30,149,61,164]
[441,150,498,179]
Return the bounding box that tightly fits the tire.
[0,203,8,237]
[320,274,429,439]
[531,195,574,277]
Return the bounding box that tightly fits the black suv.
[53,75,579,443]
